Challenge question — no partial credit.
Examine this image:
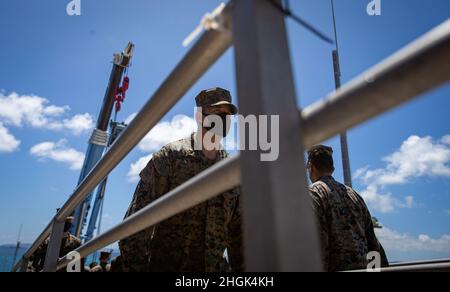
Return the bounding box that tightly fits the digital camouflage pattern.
[90,263,111,273]
[119,133,243,272]
[309,176,389,272]
[29,234,82,272]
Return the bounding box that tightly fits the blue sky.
[0,0,449,263]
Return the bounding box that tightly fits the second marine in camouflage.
[307,145,389,271]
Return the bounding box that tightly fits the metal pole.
[42,220,65,272]
[348,262,450,272]
[11,224,22,271]
[85,178,107,242]
[301,19,450,148]
[97,43,134,132]
[331,0,352,187]
[390,258,450,267]
[232,0,322,272]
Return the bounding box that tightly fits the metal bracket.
[182,2,231,47]
[113,42,135,67]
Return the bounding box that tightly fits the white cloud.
[446,210,450,216]
[355,135,450,213]
[126,115,197,182]
[404,196,414,208]
[441,135,450,145]
[0,91,94,135]
[127,154,153,182]
[361,185,396,214]
[30,139,85,170]
[124,113,137,125]
[376,227,450,253]
[61,113,95,135]
[43,105,70,116]
[357,136,450,186]
[0,123,21,153]
[0,92,68,127]
[138,115,197,153]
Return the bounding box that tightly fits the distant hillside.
[0,244,31,249]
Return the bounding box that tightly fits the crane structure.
[70,43,134,241]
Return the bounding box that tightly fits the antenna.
[331,0,340,53]
[331,0,353,187]
[11,224,23,271]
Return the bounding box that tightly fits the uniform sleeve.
[119,152,171,272]
[363,205,389,268]
[225,187,244,272]
[309,187,329,272]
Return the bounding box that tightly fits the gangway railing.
[12,0,450,272]
[348,261,450,273]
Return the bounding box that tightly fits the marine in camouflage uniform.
[307,145,389,272]
[90,251,111,273]
[119,88,243,272]
[29,216,82,272]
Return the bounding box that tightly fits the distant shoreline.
[0,244,31,249]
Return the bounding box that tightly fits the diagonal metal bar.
[302,19,450,149]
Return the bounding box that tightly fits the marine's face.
[202,104,233,116]
[307,160,316,183]
[64,220,73,232]
[202,105,233,138]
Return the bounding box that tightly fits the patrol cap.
[195,87,238,115]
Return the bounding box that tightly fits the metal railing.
[349,261,450,273]
[12,0,450,272]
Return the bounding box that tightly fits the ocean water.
[0,246,27,272]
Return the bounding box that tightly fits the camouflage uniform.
[309,176,388,272]
[90,263,111,273]
[30,234,82,272]
[119,133,243,272]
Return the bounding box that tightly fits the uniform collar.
[191,132,225,162]
[317,175,334,182]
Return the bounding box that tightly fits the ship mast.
[11,224,22,271]
[331,0,353,187]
